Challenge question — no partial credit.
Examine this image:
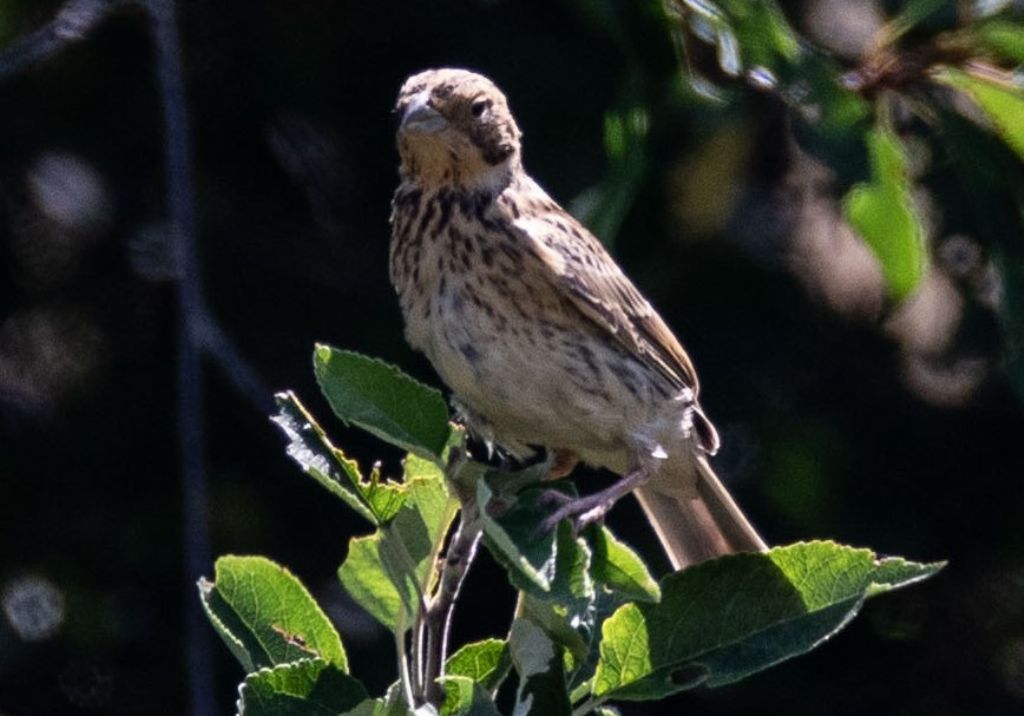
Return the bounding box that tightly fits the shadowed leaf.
[238,659,367,716]
[314,345,451,462]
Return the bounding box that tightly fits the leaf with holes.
[591,541,942,702]
[272,391,405,524]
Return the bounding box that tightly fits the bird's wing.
[511,207,699,397]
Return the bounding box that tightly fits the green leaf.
[570,103,649,245]
[336,531,409,632]
[478,481,593,600]
[934,67,1024,161]
[508,618,572,716]
[885,0,952,41]
[198,556,347,672]
[592,541,943,701]
[340,684,409,716]
[717,0,800,68]
[790,53,871,138]
[445,639,510,693]
[843,126,927,301]
[591,528,661,603]
[977,18,1024,63]
[438,675,502,716]
[272,392,405,524]
[238,659,368,716]
[478,476,642,687]
[338,477,457,631]
[313,345,451,462]
[519,592,592,671]
[198,578,255,672]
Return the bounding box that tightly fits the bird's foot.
[533,463,652,539]
[534,489,614,537]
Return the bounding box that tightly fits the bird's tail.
[634,455,766,570]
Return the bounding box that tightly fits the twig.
[396,625,417,710]
[0,0,121,83]
[415,448,485,706]
[571,696,605,716]
[144,1,214,714]
[422,511,483,704]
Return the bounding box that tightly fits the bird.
[389,68,766,569]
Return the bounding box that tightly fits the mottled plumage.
[389,68,765,568]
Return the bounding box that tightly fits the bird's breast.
[389,184,666,461]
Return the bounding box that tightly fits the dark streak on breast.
[607,359,640,398]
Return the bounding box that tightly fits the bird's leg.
[536,461,654,536]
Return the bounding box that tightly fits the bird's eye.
[471,99,491,119]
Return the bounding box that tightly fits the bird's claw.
[533,490,612,539]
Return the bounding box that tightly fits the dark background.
[2,0,1023,714]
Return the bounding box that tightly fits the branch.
[422,510,483,704]
[0,0,122,83]
[416,448,485,706]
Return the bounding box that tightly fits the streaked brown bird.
[389,68,766,569]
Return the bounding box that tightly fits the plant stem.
[423,511,483,704]
[414,446,485,707]
[396,628,416,710]
[572,696,605,716]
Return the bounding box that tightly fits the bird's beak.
[401,92,447,134]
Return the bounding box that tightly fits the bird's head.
[395,68,522,189]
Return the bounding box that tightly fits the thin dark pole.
[145,1,215,714]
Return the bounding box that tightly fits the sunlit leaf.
[445,639,510,692]
[338,476,456,631]
[272,392,405,524]
[438,675,502,716]
[591,528,661,603]
[592,541,942,701]
[198,556,347,672]
[843,126,927,301]
[934,67,1024,161]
